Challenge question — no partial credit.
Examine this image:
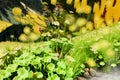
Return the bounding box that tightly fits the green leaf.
[100,61,105,66]
[56,67,66,75]
[114,42,120,46]
[42,56,52,63]
[0,59,4,66]
[14,53,34,66]
[32,47,42,54]
[0,77,4,80]
[28,71,33,78]
[47,63,55,71]
[6,64,18,72]
[52,74,60,80]
[65,78,73,80]
[0,70,11,78]
[17,67,28,78]
[47,77,51,80]
[57,61,66,69]
[34,72,43,78]
[51,74,60,80]
[66,68,74,77]
[111,63,117,67]
[14,59,30,66]
[80,64,85,68]
[31,57,42,65]
[13,76,22,80]
[98,55,103,59]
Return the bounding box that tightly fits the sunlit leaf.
[34,72,43,78]
[66,68,74,77]
[57,61,66,69]
[56,67,66,75]
[42,56,52,63]
[47,63,55,71]
[13,75,22,80]
[111,63,117,67]
[0,70,11,78]
[17,67,29,78]
[6,64,18,72]
[100,61,105,66]
[51,74,60,80]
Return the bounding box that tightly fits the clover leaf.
[34,72,43,78]
[47,63,55,71]
[57,61,66,69]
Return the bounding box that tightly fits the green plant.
[50,38,73,58]
[69,22,120,77]
[0,38,74,80]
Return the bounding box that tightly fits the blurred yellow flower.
[100,22,106,28]
[105,8,113,26]
[90,43,100,53]
[74,0,80,8]
[112,5,120,23]
[14,16,28,24]
[51,0,57,5]
[93,2,99,13]
[66,0,73,5]
[38,15,46,21]
[94,14,104,29]
[106,0,114,8]
[86,58,96,67]
[105,49,115,58]
[75,0,91,14]
[69,24,77,32]
[84,5,91,14]
[100,0,106,15]
[99,40,111,49]
[81,27,87,34]
[34,18,47,27]
[33,26,41,34]
[76,6,84,13]
[19,33,27,41]
[0,20,12,32]
[81,0,87,7]
[28,12,38,19]
[23,26,31,34]
[76,18,87,27]
[86,21,93,30]
[12,7,22,16]
[29,32,39,41]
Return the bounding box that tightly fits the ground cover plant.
[0,38,74,80]
[69,22,120,78]
[1,23,120,79]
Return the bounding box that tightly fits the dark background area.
[0,0,42,41]
[0,0,42,23]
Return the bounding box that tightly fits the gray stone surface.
[88,66,120,80]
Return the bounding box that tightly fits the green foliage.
[0,38,74,80]
[1,23,120,79]
[69,22,120,76]
[50,38,73,57]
